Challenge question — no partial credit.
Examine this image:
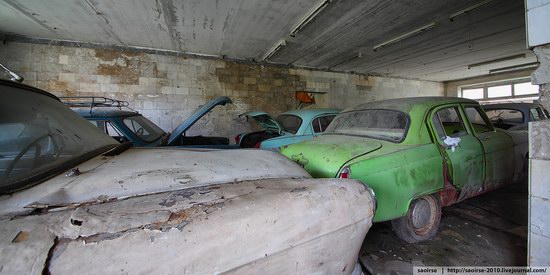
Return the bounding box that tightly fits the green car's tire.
[391,194,441,243]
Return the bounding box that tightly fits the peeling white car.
[0,79,375,274]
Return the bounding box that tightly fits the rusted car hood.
[0,148,310,218]
[281,134,382,178]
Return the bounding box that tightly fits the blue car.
[238,108,341,150]
[482,102,549,131]
[61,96,237,148]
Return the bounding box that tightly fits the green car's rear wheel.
[390,194,441,243]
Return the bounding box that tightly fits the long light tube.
[262,39,287,61]
[467,54,526,69]
[329,53,362,69]
[289,0,332,37]
[489,62,539,74]
[372,22,436,52]
[449,0,493,21]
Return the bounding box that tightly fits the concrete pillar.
[526,0,550,265]
[529,44,550,266]
[532,45,550,111]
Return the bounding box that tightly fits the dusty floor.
[359,182,528,274]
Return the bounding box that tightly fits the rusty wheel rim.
[410,196,437,236]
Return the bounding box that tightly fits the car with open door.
[61,96,237,148]
[0,78,376,274]
[238,108,341,150]
[281,97,528,243]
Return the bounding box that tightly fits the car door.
[89,119,129,144]
[429,105,485,202]
[462,105,516,191]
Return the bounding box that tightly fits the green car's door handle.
[480,136,490,141]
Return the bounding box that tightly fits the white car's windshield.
[0,83,118,193]
[325,109,409,142]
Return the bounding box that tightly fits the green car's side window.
[432,107,468,139]
[464,106,492,134]
[431,114,446,140]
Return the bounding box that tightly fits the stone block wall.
[0,42,443,140]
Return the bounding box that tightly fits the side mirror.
[0,63,24,83]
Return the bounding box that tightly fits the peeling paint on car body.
[281,97,528,222]
[0,178,375,274]
[0,148,309,218]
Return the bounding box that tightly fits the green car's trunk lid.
[281,134,382,178]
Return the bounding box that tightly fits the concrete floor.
[359,182,528,274]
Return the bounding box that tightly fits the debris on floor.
[359,182,527,274]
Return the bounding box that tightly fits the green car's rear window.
[325,109,409,142]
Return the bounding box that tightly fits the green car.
[281,97,528,243]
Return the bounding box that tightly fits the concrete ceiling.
[0,0,535,82]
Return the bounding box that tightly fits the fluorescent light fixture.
[489,62,539,74]
[372,22,436,52]
[468,54,526,69]
[329,53,363,69]
[449,0,493,21]
[262,39,287,61]
[290,0,332,37]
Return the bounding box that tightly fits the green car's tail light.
[338,166,351,178]
[234,135,241,144]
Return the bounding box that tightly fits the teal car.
[61,96,237,149]
[238,108,341,150]
[281,97,528,243]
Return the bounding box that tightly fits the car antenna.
[0,63,24,83]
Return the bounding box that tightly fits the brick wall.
[0,42,443,140]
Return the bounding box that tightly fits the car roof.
[482,102,539,110]
[1,79,60,101]
[345,96,479,114]
[281,108,341,117]
[71,107,139,118]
